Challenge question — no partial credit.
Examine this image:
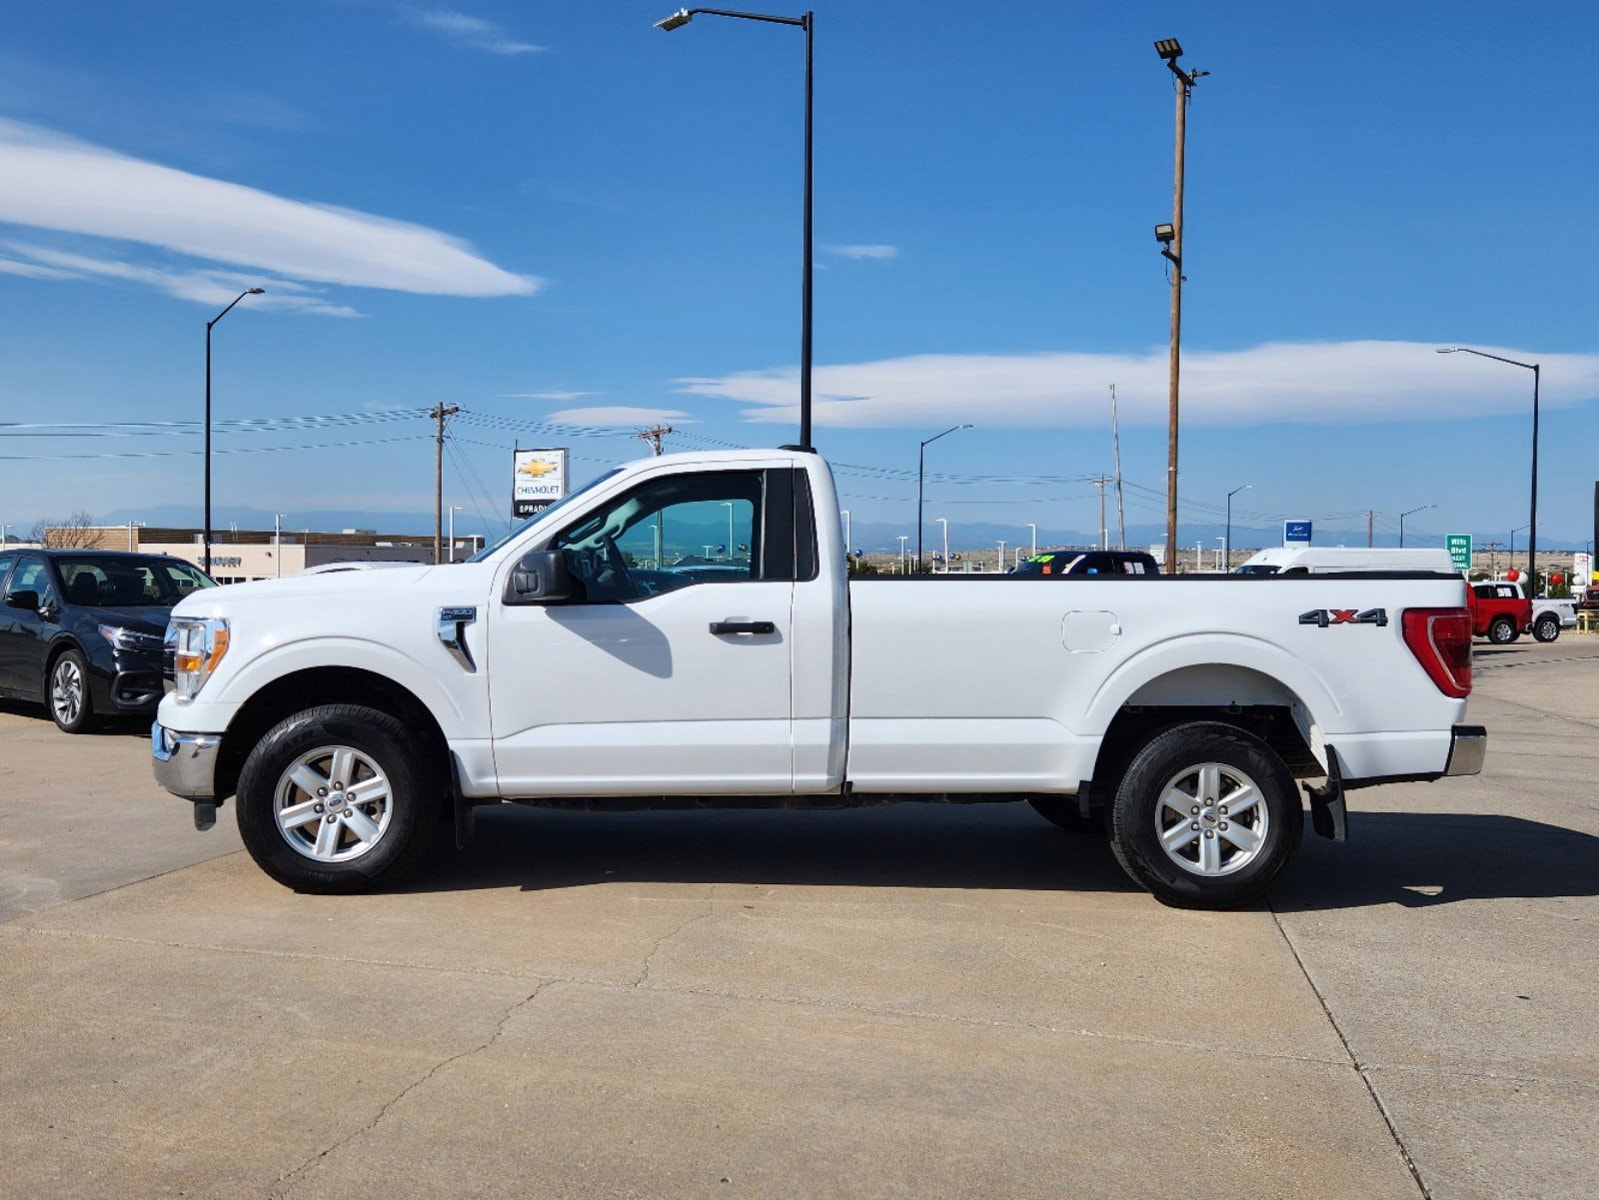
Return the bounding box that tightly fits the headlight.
[167,617,230,702]
[98,624,163,654]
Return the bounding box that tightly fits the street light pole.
[896,535,908,574]
[935,517,948,571]
[840,509,850,560]
[656,6,814,449]
[1224,483,1250,570]
[1153,39,1207,576]
[1437,347,1540,582]
[448,505,463,562]
[917,423,972,573]
[203,287,265,575]
[1027,522,1037,557]
[997,539,1007,573]
[1398,503,1435,548]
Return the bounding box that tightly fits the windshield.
[467,468,623,562]
[1232,564,1280,575]
[55,555,217,606]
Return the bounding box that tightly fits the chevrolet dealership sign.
[512,449,568,518]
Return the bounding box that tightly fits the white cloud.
[6,244,363,316]
[823,243,899,260]
[0,118,537,298]
[546,406,694,427]
[677,341,1599,429]
[401,7,543,55]
[500,390,604,401]
[0,255,77,280]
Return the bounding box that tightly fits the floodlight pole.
[1224,484,1250,569]
[656,7,813,450]
[917,424,971,573]
[1437,347,1539,582]
[203,288,264,575]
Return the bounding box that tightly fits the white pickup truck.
[153,448,1485,908]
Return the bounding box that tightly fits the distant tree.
[30,511,101,548]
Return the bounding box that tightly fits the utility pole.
[1110,384,1126,549]
[1482,539,1504,576]
[431,403,459,564]
[634,424,675,456]
[1153,39,1207,575]
[1090,475,1113,550]
[1365,510,1380,549]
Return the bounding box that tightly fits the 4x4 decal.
[1299,608,1388,628]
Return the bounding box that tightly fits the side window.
[553,470,766,603]
[4,556,55,606]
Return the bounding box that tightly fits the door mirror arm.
[504,550,572,605]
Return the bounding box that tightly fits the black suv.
[1010,549,1161,576]
[0,549,215,733]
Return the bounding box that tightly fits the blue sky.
[1,0,1596,551]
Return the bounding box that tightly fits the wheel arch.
[216,666,449,801]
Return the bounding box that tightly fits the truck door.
[488,465,802,796]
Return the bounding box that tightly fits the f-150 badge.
[1299,608,1387,628]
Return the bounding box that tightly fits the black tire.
[1027,797,1107,834]
[1108,722,1302,909]
[47,648,96,734]
[1533,613,1560,643]
[235,704,443,893]
[1487,616,1516,644]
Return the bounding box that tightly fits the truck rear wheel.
[1108,722,1301,909]
[1487,615,1516,644]
[1533,613,1561,643]
[235,704,441,893]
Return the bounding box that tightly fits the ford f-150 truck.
[153,448,1485,908]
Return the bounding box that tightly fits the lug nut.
[1190,822,1199,831]
[1204,830,1215,838]
[1219,806,1227,815]
[1190,806,1199,815]
[325,814,337,824]
[331,782,343,791]
[1220,822,1229,830]
[314,803,324,813]
[317,788,327,797]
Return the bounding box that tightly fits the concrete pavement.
[2,640,1596,1198]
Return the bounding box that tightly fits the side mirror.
[506,550,571,604]
[5,590,40,612]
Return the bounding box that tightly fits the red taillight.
[1402,608,1473,698]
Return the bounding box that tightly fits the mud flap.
[192,800,217,831]
[1303,744,1348,843]
[451,753,476,850]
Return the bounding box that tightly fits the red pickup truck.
[1468,581,1533,644]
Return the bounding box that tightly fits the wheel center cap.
[328,793,347,810]
[1200,807,1219,826]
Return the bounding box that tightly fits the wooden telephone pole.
[431,403,459,563]
[1090,476,1114,550]
[1365,510,1381,549]
[634,424,675,457]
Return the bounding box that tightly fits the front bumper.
[152,721,222,800]
[1444,724,1487,777]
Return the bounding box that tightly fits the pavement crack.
[1268,900,1432,1199]
[634,900,715,987]
[270,978,557,1199]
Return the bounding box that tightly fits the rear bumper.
[151,721,222,800]
[1444,724,1487,777]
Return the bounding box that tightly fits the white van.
[1234,547,1457,575]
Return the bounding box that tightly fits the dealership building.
[55,526,482,584]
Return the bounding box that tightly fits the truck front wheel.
[1533,613,1561,643]
[235,704,441,893]
[1108,722,1301,909]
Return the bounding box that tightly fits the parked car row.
[0,549,215,732]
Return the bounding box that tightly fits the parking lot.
[1,639,1596,1200]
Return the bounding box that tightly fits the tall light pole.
[448,505,463,562]
[656,6,814,449]
[917,423,972,572]
[720,500,736,561]
[1438,347,1540,581]
[1398,503,1435,548]
[1224,483,1251,569]
[1214,536,1225,571]
[896,534,908,574]
[1153,38,1207,575]
[935,517,949,571]
[204,287,265,574]
[997,539,1007,573]
[1027,522,1037,557]
[1510,524,1529,566]
[840,509,850,560]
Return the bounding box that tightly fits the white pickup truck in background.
[153,448,1485,908]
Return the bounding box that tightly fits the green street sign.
[1446,534,1472,572]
